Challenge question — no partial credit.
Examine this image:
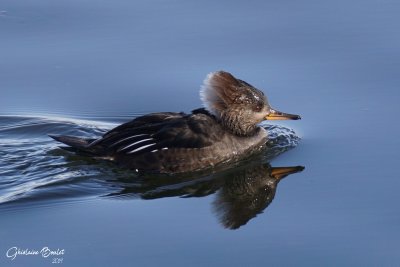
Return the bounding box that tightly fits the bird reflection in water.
[108,160,304,230]
[212,163,303,229]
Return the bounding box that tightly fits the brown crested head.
[200,71,269,135]
[200,71,267,118]
[200,71,300,136]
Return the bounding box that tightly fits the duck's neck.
[219,111,259,137]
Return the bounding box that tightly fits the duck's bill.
[270,166,305,180]
[265,109,301,120]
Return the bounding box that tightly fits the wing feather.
[89,109,224,156]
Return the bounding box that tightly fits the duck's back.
[88,109,222,172]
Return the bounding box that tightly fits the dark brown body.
[50,109,268,173]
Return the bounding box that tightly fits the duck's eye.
[254,103,263,112]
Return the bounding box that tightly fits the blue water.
[1,0,400,266]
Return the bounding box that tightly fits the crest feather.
[200,71,241,116]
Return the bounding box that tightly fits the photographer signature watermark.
[6,246,65,264]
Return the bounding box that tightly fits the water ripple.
[0,115,300,209]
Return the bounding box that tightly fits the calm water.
[1,0,400,266]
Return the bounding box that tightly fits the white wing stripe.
[118,138,154,151]
[127,143,156,154]
[111,134,148,147]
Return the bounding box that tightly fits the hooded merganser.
[50,71,301,173]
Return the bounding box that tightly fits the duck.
[50,71,300,173]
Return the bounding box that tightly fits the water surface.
[1,0,400,266]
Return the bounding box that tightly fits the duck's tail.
[48,134,102,155]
